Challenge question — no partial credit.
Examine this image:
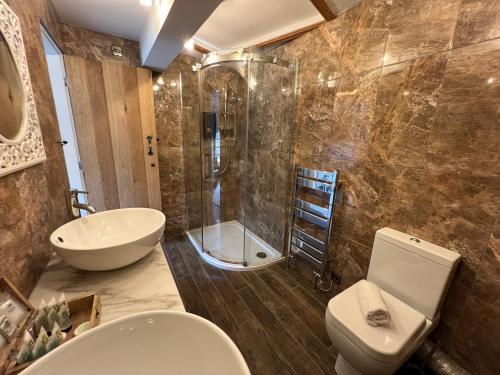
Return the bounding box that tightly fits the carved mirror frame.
[0,0,46,177]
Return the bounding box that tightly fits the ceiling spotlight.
[140,0,153,6]
[157,76,165,85]
[487,77,495,85]
[184,38,195,51]
[153,84,160,92]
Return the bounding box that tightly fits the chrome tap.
[69,189,97,218]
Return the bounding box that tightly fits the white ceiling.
[194,0,322,50]
[51,0,151,41]
[51,0,322,50]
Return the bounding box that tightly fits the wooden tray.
[0,277,100,375]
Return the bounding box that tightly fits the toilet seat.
[326,280,426,364]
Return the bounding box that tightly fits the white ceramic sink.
[50,208,165,271]
[20,310,250,375]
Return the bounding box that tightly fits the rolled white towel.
[357,280,391,327]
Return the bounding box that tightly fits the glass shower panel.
[199,61,249,265]
[187,49,297,270]
[243,55,298,264]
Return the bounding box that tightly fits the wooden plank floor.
[163,236,337,375]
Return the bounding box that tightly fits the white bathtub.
[50,208,165,271]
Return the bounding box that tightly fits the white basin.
[20,310,250,375]
[50,208,165,271]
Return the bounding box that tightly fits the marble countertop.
[29,244,184,323]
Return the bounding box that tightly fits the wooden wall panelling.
[102,62,137,208]
[122,66,149,208]
[137,68,162,211]
[83,59,120,210]
[64,55,106,211]
[67,58,158,210]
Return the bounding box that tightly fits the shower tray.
[186,220,284,271]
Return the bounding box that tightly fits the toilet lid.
[326,280,426,363]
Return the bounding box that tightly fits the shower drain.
[256,252,267,259]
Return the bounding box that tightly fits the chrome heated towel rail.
[288,166,338,291]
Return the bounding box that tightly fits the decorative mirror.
[0,0,45,176]
[0,32,26,143]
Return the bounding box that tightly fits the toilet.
[325,228,461,375]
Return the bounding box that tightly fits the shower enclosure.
[186,49,297,270]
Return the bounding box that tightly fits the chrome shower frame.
[194,49,293,71]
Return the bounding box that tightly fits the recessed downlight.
[184,38,195,50]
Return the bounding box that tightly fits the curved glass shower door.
[187,50,297,271]
[200,60,249,266]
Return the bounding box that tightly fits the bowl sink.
[50,208,165,271]
[20,310,250,375]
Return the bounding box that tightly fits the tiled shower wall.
[279,0,500,373]
[244,62,296,251]
[154,54,202,237]
[154,56,246,236]
[155,55,296,252]
[199,65,247,227]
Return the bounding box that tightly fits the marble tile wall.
[0,0,69,295]
[244,60,297,252]
[59,23,140,66]
[280,0,500,373]
[179,57,202,232]
[0,0,144,296]
[154,54,200,237]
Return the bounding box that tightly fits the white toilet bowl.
[325,281,435,375]
[325,228,461,375]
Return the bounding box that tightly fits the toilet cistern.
[325,227,461,375]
